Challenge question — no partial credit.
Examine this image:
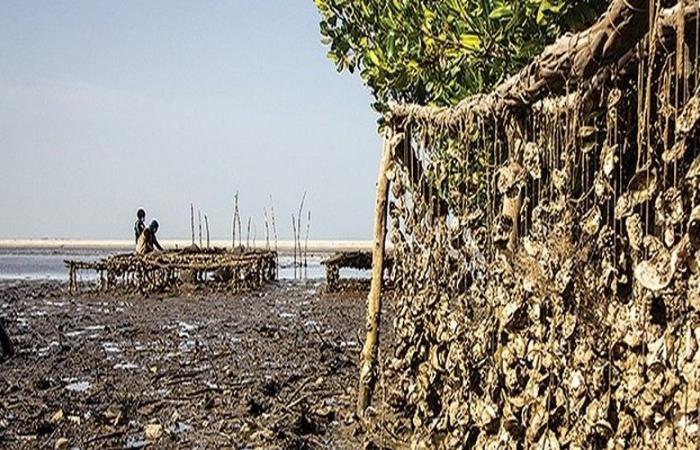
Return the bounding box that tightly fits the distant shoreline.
[0,239,373,253]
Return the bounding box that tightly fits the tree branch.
[390,0,700,123]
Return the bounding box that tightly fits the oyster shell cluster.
[378,75,700,448]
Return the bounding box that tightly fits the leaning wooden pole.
[357,132,393,416]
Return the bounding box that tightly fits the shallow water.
[0,249,370,281]
[0,249,111,280]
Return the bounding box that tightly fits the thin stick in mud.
[190,203,195,245]
[246,217,251,249]
[304,210,311,277]
[198,210,203,248]
[291,214,298,279]
[264,207,271,250]
[205,214,210,249]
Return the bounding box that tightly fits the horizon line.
[0,238,373,252]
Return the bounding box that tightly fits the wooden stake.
[357,133,393,416]
[231,212,236,249]
[270,195,279,276]
[205,214,210,249]
[264,208,271,250]
[246,217,251,249]
[198,210,203,248]
[297,192,306,276]
[291,215,298,279]
[232,193,238,249]
[236,194,242,248]
[304,210,311,278]
[190,203,195,245]
[269,196,278,253]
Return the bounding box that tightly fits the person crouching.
[136,220,164,255]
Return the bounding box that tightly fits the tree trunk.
[492,0,649,109]
[357,132,393,416]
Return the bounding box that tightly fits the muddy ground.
[0,280,393,449]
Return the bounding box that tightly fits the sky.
[0,1,382,240]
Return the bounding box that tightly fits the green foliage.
[315,0,607,110]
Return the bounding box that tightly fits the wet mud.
[0,280,389,449]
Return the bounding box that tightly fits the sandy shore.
[0,239,373,253]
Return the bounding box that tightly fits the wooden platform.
[321,251,392,292]
[65,248,277,295]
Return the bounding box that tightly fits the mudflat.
[0,280,391,449]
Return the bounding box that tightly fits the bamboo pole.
[304,210,311,278]
[269,196,278,252]
[233,191,241,249]
[198,210,203,248]
[357,132,393,416]
[190,203,195,245]
[231,202,236,249]
[270,195,279,276]
[246,217,251,249]
[205,214,210,249]
[297,192,306,271]
[291,214,298,279]
[293,192,306,278]
[264,208,271,250]
[236,195,242,248]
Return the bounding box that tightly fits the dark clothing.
[0,321,13,358]
[134,219,146,244]
[136,228,163,254]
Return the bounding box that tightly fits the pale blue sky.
[0,1,381,240]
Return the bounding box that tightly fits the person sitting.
[136,220,164,255]
[134,208,146,244]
